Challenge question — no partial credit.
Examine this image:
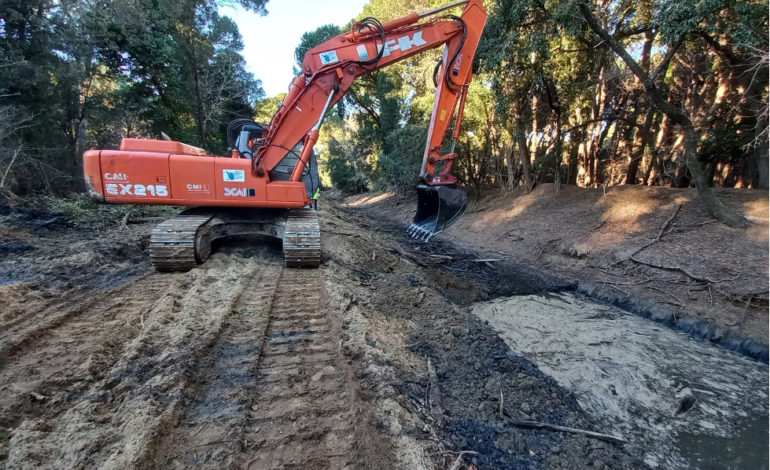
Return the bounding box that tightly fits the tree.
[576,0,750,227]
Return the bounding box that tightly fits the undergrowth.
[5,192,180,229]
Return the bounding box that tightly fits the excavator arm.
[253,0,487,239]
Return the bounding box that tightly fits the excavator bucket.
[408,184,467,241]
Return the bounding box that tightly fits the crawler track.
[150,215,213,271]
[283,207,321,267]
[0,273,174,463]
[141,256,352,468]
[152,264,283,468]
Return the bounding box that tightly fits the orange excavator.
[83,0,487,270]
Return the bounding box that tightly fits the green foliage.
[656,0,767,47]
[0,0,267,194]
[2,0,766,198]
[254,93,286,123]
[32,194,179,228]
[294,24,342,67]
[325,137,371,193]
[295,0,451,193]
[474,0,768,189]
[379,125,427,189]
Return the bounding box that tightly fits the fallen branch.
[679,219,717,228]
[607,284,630,296]
[499,387,504,419]
[470,258,501,263]
[388,246,428,267]
[648,286,685,307]
[428,254,454,261]
[497,229,523,241]
[629,256,718,284]
[653,202,683,242]
[120,210,130,229]
[510,420,626,444]
[447,451,479,470]
[427,357,443,415]
[600,277,653,286]
[610,202,683,267]
[0,147,22,189]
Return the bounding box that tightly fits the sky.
[220,0,368,97]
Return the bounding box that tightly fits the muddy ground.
[0,188,767,469]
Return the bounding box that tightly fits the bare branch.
[0,146,22,188]
[651,34,685,82]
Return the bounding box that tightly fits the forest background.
[0,0,767,226]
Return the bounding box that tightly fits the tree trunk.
[553,111,563,190]
[193,66,207,149]
[76,116,87,161]
[625,107,654,184]
[512,99,534,191]
[567,127,582,185]
[644,113,668,184]
[504,144,516,190]
[577,1,747,227]
[757,127,769,189]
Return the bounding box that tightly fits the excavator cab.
[408,184,467,241]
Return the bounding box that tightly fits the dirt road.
[0,198,767,469]
[0,223,366,468]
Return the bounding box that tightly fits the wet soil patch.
[0,241,34,255]
[0,215,152,291]
[323,207,647,469]
[1,206,71,232]
[406,237,575,304]
[579,281,769,364]
[401,303,646,470]
[473,293,769,468]
[336,208,574,304]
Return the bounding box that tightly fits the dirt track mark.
[152,262,282,468]
[4,251,264,468]
[0,273,172,462]
[238,268,356,469]
[0,278,145,360]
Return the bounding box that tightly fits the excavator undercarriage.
[150,207,320,271]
